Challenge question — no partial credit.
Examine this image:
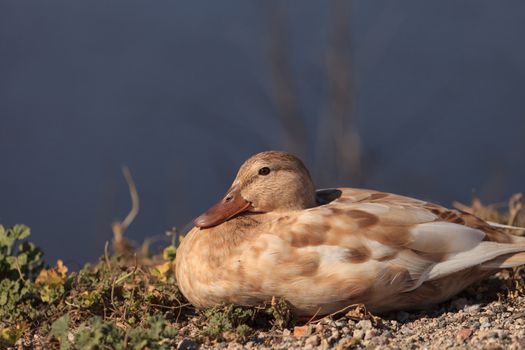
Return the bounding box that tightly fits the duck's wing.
[269,188,525,294]
[330,188,516,243]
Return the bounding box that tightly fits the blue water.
[1,1,524,266]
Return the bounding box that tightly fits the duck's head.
[194,151,316,229]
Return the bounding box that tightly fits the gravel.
[192,272,525,350]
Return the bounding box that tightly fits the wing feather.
[427,242,525,280]
[266,188,525,307]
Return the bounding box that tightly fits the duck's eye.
[258,167,271,176]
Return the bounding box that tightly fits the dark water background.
[1,1,524,267]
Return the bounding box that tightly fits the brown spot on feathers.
[346,209,379,227]
[363,225,413,247]
[423,202,514,243]
[377,252,398,261]
[345,246,371,263]
[459,211,514,243]
[368,192,390,201]
[289,223,330,247]
[291,251,320,276]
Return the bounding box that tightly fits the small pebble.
[400,328,415,336]
[356,319,372,330]
[305,335,320,347]
[457,328,473,340]
[465,304,481,314]
[353,329,365,340]
[292,325,310,337]
[487,331,499,339]
[335,320,346,328]
[479,316,490,324]
[335,338,359,350]
[364,329,376,340]
[177,338,199,350]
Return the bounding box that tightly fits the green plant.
[0,224,44,324]
[49,314,70,350]
[50,313,178,350]
[200,299,295,341]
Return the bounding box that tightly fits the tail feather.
[482,251,525,269]
[510,234,525,244]
[427,242,525,281]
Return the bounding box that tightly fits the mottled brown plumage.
[176,151,525,316]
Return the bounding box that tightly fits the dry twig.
[112,165,139,256]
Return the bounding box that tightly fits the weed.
[49,313,178,350]
[199,299,295,341]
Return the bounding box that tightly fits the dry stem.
[112,165,139,256]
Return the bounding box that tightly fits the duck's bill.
[194,188,252,229]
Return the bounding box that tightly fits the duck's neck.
[273,184,316,212]
[176,213,270,308]
[198,214,264,263]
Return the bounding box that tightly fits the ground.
[2,194,525,350]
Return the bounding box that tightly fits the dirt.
[172,271,525,350]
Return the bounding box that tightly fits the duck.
[175,150,525,316]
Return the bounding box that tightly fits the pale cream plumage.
[175,151,525,316]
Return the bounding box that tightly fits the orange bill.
[194,187,252,229]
